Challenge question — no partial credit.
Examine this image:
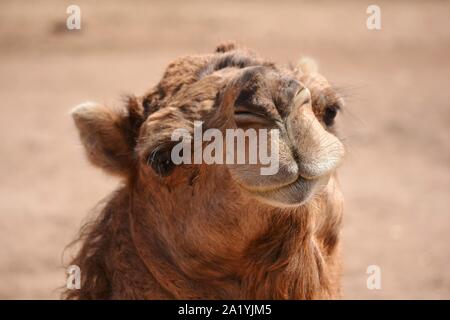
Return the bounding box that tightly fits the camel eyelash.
[234,111,270,126]
[234,110,266,117]
[234,105,271,121]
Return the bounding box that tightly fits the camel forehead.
[232,67,302,117]
[142,50,340,124]
[157,54,289,103]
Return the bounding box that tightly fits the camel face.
[135,63,344,208]
[72,50,345,208]
[221,66,345,207]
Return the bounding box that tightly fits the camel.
[64,43,345,299]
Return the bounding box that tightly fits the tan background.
[0,0,449,299]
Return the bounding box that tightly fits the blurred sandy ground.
[0,0,449,299]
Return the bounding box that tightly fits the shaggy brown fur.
[64,44,345,299]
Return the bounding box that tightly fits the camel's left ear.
[71,100,143,177]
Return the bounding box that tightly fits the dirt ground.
[0,0,449,299]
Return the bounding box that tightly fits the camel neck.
[127,172,327,298]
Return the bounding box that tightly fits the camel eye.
[146,147,175,177]
[323,105,339,127]
[234,105,271,125]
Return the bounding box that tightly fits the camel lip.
[237,174,330,207]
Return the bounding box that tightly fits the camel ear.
[296,57,319,75]
[71,102,137,177]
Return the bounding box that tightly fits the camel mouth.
[239,174,330,208]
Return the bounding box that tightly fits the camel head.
[71,50,345,208]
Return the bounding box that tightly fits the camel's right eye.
[323,105,339,127]
[146,147,175,177]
